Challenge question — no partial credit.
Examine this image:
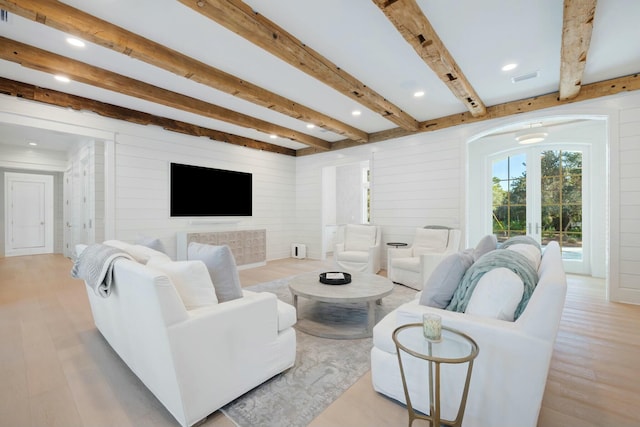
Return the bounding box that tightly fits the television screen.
[170,162,252,216]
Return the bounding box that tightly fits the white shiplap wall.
[295,130,466,262]
[615,105,640,303]
[111,129,296,261]
[372,133,465,247]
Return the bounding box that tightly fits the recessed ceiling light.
[352,110,361,116]
[502,63,518,71]
[66,37,85,48]
[269,134,277,139]
[27,141,38,146]
[54,75,71,83]
[306,124,315,129]
[413,91,425,98]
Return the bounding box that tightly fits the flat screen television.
[170,162,252,217]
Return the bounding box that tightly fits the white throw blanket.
[71,243,134,297]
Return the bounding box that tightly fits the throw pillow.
[465,267,524,321]
[135,236,167,254]
[187,242,243,302]
[147,258,218,309]
[419,250,474,309]
[506,243,542,270]
[473,234,498,261]
[127,244,170,264]
[500,235,541,251]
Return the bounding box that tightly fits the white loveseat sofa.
[73,241,297,427]
[371,240,567,427]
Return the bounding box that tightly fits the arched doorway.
[467,116,607,278]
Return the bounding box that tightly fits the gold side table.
[392,323,479,427]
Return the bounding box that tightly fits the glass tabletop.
[393,323,479,363]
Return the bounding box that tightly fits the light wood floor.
[1,254,639,427]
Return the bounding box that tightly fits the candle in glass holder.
[422,313,442,341]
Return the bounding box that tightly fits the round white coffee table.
[288,272,394,339]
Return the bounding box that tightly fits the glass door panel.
[492,148,585,268]
[540,150,583,260]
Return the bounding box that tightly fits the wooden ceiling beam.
[559,0,597,100]
[178,0,420,132]
[0,36,332,150]
[0,77,297,156]
[0,0,366,144]
[373,0,487,117]
[297,72,640,155]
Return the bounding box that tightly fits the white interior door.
[63,167,74,258]
[4,172,54,256]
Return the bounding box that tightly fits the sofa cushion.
[345,224,377,252]
[337,250,372,263]
[413,228,449,256]
[187,242,243,303]
[276,299,297,332]
[419,250,474,308]
[465,267,524,321]
[147,259,218,309]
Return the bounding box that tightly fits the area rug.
[220,274,417,427]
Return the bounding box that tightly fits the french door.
[491,146,588,274]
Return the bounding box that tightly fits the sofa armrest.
[172,290,280,345]
[242,289,296,331]
[376,300,552,354]
[166,291,292,421]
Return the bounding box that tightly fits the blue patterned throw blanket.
[71,243,133,297]
[446,248,538,320]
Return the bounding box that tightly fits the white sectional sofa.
[73,241,297,427]
[371,240,567,427]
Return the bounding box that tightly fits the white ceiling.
[0,0,639,154]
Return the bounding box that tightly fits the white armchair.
[387,227,461,290]
[334,224,382,274]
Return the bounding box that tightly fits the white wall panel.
[111,131,296,261]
